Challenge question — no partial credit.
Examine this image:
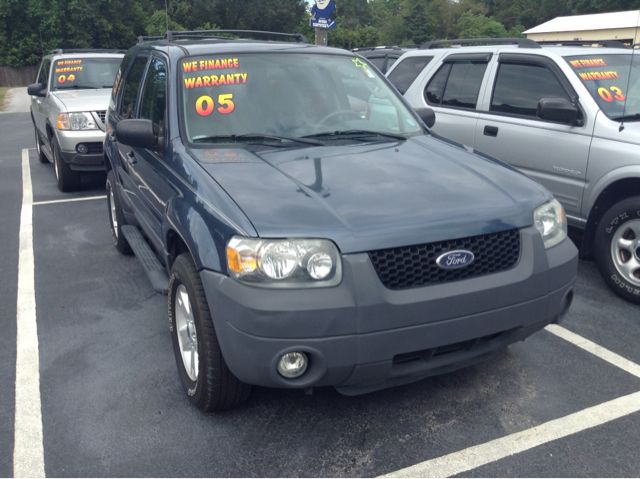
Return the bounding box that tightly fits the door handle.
[126,150,137,165]
[483,126,498,137]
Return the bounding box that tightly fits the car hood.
[51,89,111,112]
[190,136,551,254]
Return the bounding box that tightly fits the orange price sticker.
[598,86,626,103]
[195,94,235,116]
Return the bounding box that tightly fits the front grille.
[95,111,106,123]
[369,229,521,290]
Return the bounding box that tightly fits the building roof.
[523,10,640,34]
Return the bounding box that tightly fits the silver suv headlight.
[57,112,98,130]
[227,237,342,288]
[533,199,567,249]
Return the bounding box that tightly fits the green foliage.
[1,0,637,66]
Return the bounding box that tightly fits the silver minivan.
[389,39,640,304]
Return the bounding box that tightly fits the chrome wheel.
[35,131,41,156]
[109,187,118,238]
[610,219,640,288]
[175,285,198,381]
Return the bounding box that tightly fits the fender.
[583,165,640,219]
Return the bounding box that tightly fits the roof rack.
[536,40,630,49]
[420,38,541,49]
[352,45,404,52]
[162,29,307,44]
[49,48,126,55]
[137,35,165,44]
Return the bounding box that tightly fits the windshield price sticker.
[570,58,607,68]
[195,94,235,116]
[598,86,626,102]
[55,60,83,74]
[578,71,620,81]
[183,57,248,89]
[57,74,76,83]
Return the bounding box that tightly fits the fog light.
[277,352,308,378]
[77,143,88,154]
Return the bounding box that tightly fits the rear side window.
[119,54,149,119]
[491,63,570,118]
[424,60,488,109]
[388,56,433,95]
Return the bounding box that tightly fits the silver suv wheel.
[610,219,640,288]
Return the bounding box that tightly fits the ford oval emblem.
[436,250,475,269]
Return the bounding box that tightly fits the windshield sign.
[51,57,122,91]
[180,53,422,144]
[565,54,640,120]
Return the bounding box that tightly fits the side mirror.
[115,119,158,149]
[414,108,436,128]
[27,83,47,97]
[537,98,578,125]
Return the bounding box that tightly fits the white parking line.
[382,324,640,478]
[14,149,45,477]
[33,195,106,206]
[382,390,640,478]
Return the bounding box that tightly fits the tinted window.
[424,63,451,105]
[386,56,399,71]
[368,56,386,71]
[442,61,488,109]
[37,59,50,84]
[119,54,149,119]
[491,63,569,118]
[139,58,167,136]
[388,56,433,94]
[112,52,134,104]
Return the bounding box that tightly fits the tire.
[106,171,133,255]
[51,135,81,192]
[34,129,49,164]
[169,253,251,412]
[594,196,640,305]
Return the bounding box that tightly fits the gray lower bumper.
[200,227,578,395]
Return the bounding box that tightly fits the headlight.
[227,237,342,288]
[533,199,567,249]
[57,112,98,130]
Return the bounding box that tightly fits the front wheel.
[594,196,640,305]
[51,136,81,192]
[169,253,251,411]
[34,129,49,163]
[106,171,132,255]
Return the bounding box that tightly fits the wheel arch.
[582,173,640,257]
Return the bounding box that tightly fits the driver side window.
[138,57,167,137]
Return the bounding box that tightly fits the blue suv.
[104,30,578,411]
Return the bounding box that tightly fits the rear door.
[420,52,493,147]
[474,54,592,219]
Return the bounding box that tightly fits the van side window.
[491,63,570,118]
[424,61,487,109]
[388,56,433,95]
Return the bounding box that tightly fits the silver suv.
[389,39,640,304]
[28,49,124,191]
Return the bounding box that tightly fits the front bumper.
[57,130,106,170]
[201,227,578,395]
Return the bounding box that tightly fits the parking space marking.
[33,195,106,206]
[381,390,640,478]
[14,149,45,478]
[545,324,640,379]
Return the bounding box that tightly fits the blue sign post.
[310,0,336,29]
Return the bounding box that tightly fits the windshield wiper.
[191,134,325,146]
[612,113,640,122]
[302,130,407,141]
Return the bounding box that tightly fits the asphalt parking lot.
[1,111,639,478]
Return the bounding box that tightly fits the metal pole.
[315,29,328,46]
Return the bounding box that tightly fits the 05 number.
[196,94,235,116]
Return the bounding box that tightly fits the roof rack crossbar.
[536,40,630,49]
[164,29,307,43]
[48,48,127,54]
[137,35,165,44]
[352,45,403,52]
[420,38,541,49]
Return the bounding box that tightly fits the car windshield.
[180,53,423,144]
[565,53,640,120]
[51,57,122,91]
